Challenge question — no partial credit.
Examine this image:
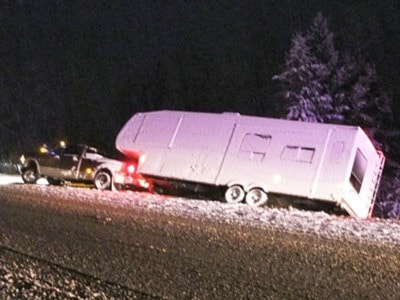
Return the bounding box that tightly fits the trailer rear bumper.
[114,172,153,191]
[337,188,371,218]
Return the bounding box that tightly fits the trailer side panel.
[116,111,385,218]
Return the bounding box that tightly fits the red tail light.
[121,162,137,175]
[126,164,136,174]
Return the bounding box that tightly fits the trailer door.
[168,114,236,182]
[136,112,237,183]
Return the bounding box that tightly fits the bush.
[0,162,21,175]
[373,162,400,219]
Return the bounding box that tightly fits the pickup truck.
[20,143,152,191]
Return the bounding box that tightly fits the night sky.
[1,0,399,157]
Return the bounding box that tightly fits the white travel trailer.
[116,110,385,218]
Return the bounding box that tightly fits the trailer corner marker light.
[272,174,281,185]
[139,154,146,165]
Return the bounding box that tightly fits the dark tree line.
[1,0,399,157]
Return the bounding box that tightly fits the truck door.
[38,146,65,177]
[55,145,84,179]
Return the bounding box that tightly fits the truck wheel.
[225,185,245,204]
[21,167,38,184]
[94,171,112,190]
[245,188,268,207]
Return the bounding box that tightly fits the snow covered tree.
[307,12,338,68]
[273,13,343,123]
[332,53,392,129]
[272,37,341,122]
[273,12,392,128]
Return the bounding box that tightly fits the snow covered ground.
[1,173,400,246]
[0,174,22,185]
[1,172,400,298]
[0,174,47,185]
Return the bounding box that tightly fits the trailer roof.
[137,110,362,132]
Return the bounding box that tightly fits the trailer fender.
[227,182,269,194]
[245,183,269,194]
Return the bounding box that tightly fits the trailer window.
[350,149,367,193]
[239,133,271,161]
[281,146,315,163]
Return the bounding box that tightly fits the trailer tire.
[225,185,245,204]
[245,188,268,207]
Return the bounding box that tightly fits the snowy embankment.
[0,174,23,185]
[1,173,400,246]
[0,174,47,185]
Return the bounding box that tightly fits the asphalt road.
[0,184,400,299]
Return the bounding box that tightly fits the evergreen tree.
[273,13,341,123]
[307,12,338,68]
[273,12,392,128]
[332,54,392,129]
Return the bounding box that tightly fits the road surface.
[0,183,399,299]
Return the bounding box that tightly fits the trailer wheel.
[225,185,245,204]
[245,188,268,207]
